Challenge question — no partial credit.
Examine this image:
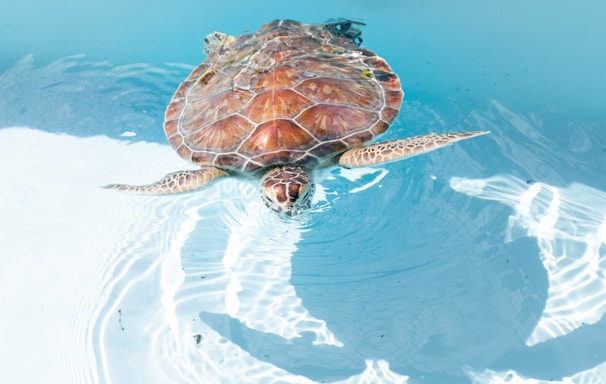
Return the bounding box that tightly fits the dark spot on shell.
[195,69,216,88]
[357,48,376,57]
[373,70,397,82]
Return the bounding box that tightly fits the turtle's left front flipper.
[103,167,229,195]
[338,131,489,168]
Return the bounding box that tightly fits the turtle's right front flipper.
[103,167,229,195]
[338,131,489,168]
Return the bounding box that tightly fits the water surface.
[1,1,605,383]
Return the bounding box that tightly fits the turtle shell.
[164,19,403,173]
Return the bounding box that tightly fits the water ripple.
[466,360,606,384]
[0,55,192,141]
[451,175,606,347]
[4,52,605,383]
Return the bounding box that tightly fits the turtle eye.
[260,181,284,208]
[295,184,309,201]
[297,182,314,206]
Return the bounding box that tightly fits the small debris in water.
[118,309,125,331]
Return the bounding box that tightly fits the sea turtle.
[104,19,488,216]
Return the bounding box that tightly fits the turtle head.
[260,166,314,217]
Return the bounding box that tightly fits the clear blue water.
[1,1,606,383]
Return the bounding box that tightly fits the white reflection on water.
[204,184,341,346]
[4,54,604,383]
[451,175,606,383]
[466,361,606,384]
[0,127,408,383]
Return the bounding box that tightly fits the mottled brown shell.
[164,19,403,173]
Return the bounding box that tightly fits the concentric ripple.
[0,126,412,383]
[3,54,605,383]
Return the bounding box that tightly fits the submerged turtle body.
[164,19,403,174]
[105,20,489,216]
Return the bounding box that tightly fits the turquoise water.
[1,1,606,383]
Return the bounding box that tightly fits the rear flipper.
[103,167,229,194]
[338,131,489,168]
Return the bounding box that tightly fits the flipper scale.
[103,167,229,195]
[338,131,489,168]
